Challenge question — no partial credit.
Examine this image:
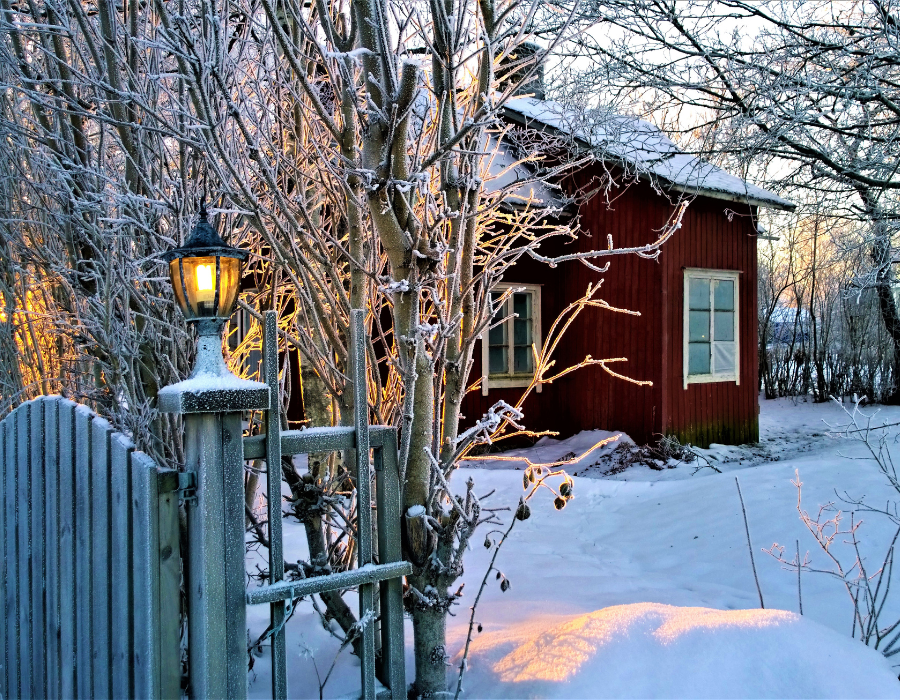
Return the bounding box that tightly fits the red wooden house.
[462,98,795,448]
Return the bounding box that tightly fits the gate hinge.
[178,471,198,505]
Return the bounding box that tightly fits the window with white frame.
[482,284,541,395]
[683,269,739,387]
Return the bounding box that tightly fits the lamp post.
[159,204,268,700]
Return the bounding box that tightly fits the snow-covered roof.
[502,97,795,212]
[484,133,568,212]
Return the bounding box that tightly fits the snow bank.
[459,602,899,699]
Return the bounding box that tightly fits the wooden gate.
[0,396,181,699]
[241,310,411,700]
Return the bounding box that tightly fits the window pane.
[689,278,710,309]
[688,342,710,375]
[714,311,735,341]
[488,296,506,347]
[689,310,710,342]
[513,346,533,374]
[714,342,736,375]
[488,320,506,346]
[514,318,532,346]
[489,346,508,374]
[714,280,735,311]
[513,292,531,321]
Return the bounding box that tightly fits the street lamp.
[163,201,247,329]
[162,202,250,381]
[158,202,267,700]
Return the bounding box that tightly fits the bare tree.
[0,0,684,694]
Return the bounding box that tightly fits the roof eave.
[667,183,797,212]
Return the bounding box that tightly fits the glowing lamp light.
[162,202,248,325]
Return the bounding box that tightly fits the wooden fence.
[0,396,181,699]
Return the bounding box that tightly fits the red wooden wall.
[460,168,760,448]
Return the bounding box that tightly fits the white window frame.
[481,283,542,396]
[683,268,740,389]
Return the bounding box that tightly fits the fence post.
[160,366,268,700]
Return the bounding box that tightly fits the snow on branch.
[527,201,687,267]
[455,400,525,448]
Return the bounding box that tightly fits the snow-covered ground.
[247,397,900,698]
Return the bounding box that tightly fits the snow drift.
[459,602,898,698]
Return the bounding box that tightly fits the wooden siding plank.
[57,400,77,700]
[17,405,32,699]
[74,404,93,699]
[111,433,135,700]
[44,397,61,700]
[30,399,47,700]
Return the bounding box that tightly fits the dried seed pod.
[560,481,572,498]
[515,502,531,521]
[523,473,529,489]
[554,496,566,510]
[483,536,491,549]
[500,578,510,592]
[477,623,483,633]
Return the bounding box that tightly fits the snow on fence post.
[0,395,181,700]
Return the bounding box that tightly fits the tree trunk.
[871,219,900,404]
[410,602,449,698]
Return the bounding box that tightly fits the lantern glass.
[169,254,241,320]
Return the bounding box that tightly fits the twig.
[736,476,765,608]
[453,509,520,700]
[797,539,803,615]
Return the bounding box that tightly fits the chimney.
[499,41,545,101]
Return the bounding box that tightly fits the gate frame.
[241,310,411,700]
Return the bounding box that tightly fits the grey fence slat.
[0,411,7,700]
[74,405,93,699]
[243,425,395,460]
[17,405,32,699]
[156,468,182,700]
[246,561,413,605]
[223,412,249,700]
[30,399,47,700]
[44,398,61,700]
[2,397,180,700]
[111,433,135,700]
[5,412,18,700]
[350,310,377,700]
[375,432,406,700]
[263,310,288,700]
[91,418,113,699]
[132,451,161,700]
[57,400,77,700]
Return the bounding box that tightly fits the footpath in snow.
[247,397,900,699]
